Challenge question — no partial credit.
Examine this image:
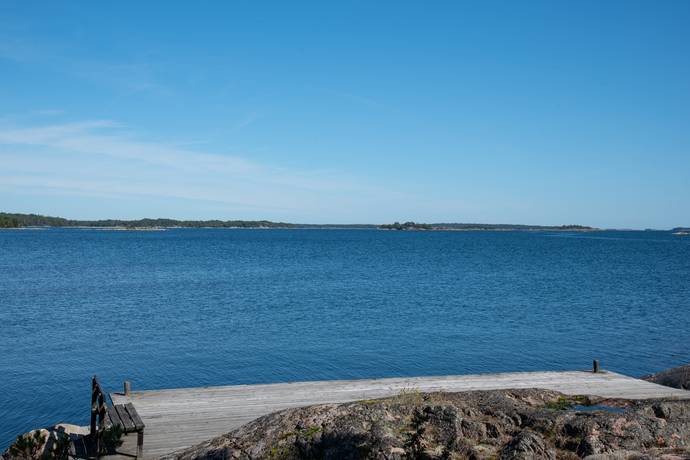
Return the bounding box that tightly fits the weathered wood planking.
[110,370,689,459]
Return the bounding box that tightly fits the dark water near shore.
[1,228,689,447]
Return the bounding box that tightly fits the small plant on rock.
[8,431,47,460]
[404,407,431,459]
[100,425,124,454]
[46,431,71,460]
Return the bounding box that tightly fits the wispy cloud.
[0,117,410,220]
[321,89,385,110]
[76,61,170,96]
[232,112,262,131]
[0,120,256,175]
[0,32,170,96]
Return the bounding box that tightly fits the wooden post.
[124,381,131,396]
[593,359,600,373]
[90,376,98,436]
[96,391,105,455]
[98,392,106,428]
[136,430,144,459]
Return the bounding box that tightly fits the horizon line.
[2,211,687,231]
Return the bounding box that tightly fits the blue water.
[572,405,627,414]
[1,228,689,448]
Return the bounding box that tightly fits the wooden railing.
[90,376,107,454]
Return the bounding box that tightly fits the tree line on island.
[0,214,22,228]
[380,221,597,231]
[0,212,374,229]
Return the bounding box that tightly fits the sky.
[1,1,689,228]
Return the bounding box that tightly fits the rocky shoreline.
[5,366,690,460]
[643,365,690,391]
[161,388,690,460]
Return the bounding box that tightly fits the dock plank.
[110,370,689,459]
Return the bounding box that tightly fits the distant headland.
[0,212,374,230]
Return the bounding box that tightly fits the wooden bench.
[91,376,145,458]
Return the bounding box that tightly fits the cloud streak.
[0,117,410,221]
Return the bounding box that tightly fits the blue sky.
[1,1,689,228]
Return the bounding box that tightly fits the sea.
[1,228,689,448]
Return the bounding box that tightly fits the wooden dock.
[110,370,689,459]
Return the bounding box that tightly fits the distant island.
[379,221,598,231]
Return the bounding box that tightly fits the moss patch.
[545,396,574,411]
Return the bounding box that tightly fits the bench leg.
[136,430,144,459]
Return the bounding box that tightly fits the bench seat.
[104,403,145,458]
[106,403,145,433]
